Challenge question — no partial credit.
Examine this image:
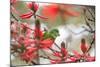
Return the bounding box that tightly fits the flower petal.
[53,52,62,57]
[86,56,95,62]
[20,12,33,19]
[40,39,54,48]
[50,59,61,64]
[26,2,39,12]
[61,48,68,57]
[41,4,58,21]
[73,50,81,58]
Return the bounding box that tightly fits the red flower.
[19,11,47,19]
[72,50,95,62]
[50,47,68,63]
[61,47,68,57]
[20,11,34,19]
[50,59,62,64]
[33,20,54,49]
[23,38,36,47]
[19,2,47,19]
[17,35,25,44]
[34,26,54,49]
[34,26,43,39]
[22,38,54,49]
[73,50,81,59]
[53,51,62,57]
[42,4,58,21]
[40,38,54,49]
[49,42,69,64]
[85,56,95,62]
[68,57,77,63]
[20,47,37,62]
[20,23,34,31]
[41,4,80,22]
[80,38,89,54]
[54,48,67,58]
[11,0,17,4]
[26,2,39,12]
[16,21,54,49]
[20,11,47,19]
[26,29,33,38]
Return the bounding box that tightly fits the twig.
[39,56,50,59]
[87,37,95,53]
[84,9,95,34]
[11,12,19,21]
[49,47,59,53]
[83,7,95,53]
[11,12,34,31]
[54,43,61,50]
[86,7,95,20]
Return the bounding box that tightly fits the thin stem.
[49,47,59,53]
[11,12,19,21]
[39,56,50,59]
[54,43,61,50]
[36,14,48,19]
[87,37,95,53]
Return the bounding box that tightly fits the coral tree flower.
[20,2,47,19]
[80,38,89,54]
[39,38,54,49]
[71,38,95,62]
[14,20,54,62]
[50,42,68,64]
[41,4,80,22]
[20,11,34,19]
[34,19,54,49]
[26,2,39,12]
[20,47,38,62]
[17,20,54,50]
[72,50,95,62]
[20,2,38,19]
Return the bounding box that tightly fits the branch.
[86,7,95,21]
[87,37,95,53]
[54,42,61,50]
[84,12,94,33]
[11,12,19,21]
